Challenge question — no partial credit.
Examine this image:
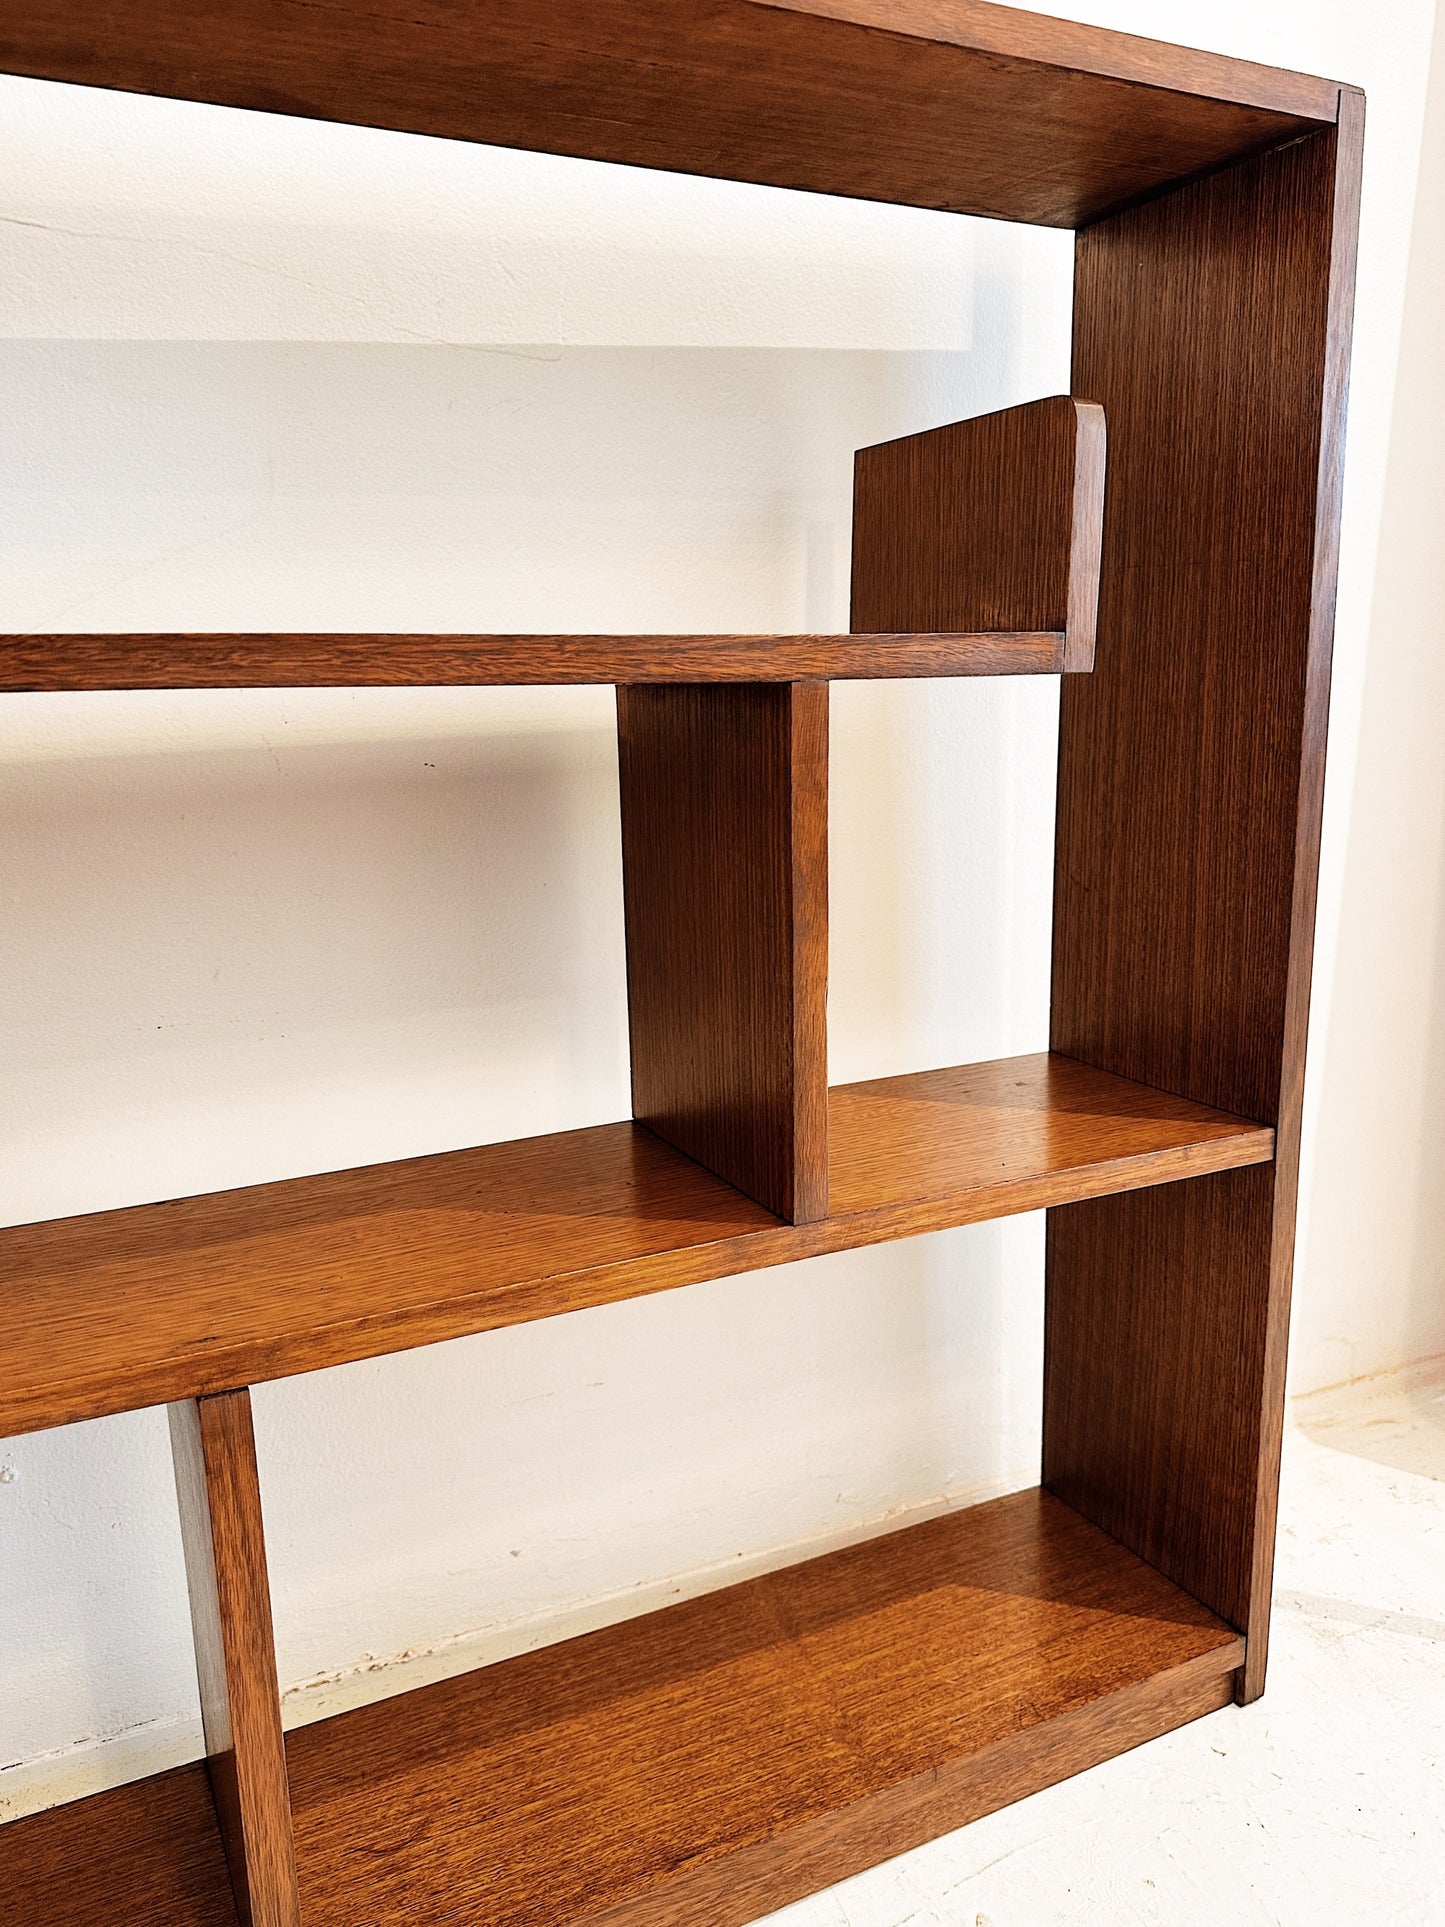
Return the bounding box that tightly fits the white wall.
[1290,6,1445,1392]
[0,0,1437,1816]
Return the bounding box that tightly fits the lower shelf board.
[0,1489,1244,1927]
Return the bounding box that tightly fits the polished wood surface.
[852,397,1105,672]
[0,630,1073,692]
[1046,105,1365,1702]
[0,1054,1272,1439]
[168,1393,299,1927]
[0,0,1366,1886]
[761,0,1338,116]
[0,1490,1243,1927]
[0,1768,239,1927]
[619,683,829,1222]
[0,2,1336,229]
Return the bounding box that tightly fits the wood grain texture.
[1046,109,1365,1701]
[0,1054,1273,1439]
[618,683,828,1223]
[0,630,1072,691]
[851,397,1106,671]
[0,2,1334,229]
[0,1767,239,1927]
[758,0,1340,118]
[168,1393,299,1927]
[0,1491,1243,1927]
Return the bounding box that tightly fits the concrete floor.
[772,1360,1445,1927]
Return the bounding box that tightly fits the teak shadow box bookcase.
[0,4,1363,1925]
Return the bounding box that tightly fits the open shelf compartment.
[0,1487,1244,1927]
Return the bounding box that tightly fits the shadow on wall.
[0,337,1063,1220]
[0,712,631,1220]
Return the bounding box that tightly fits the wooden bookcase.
[0,6,1362,1925]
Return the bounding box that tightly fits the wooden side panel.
[168,1392,300,1927]
[617,682,828,1223]
[851,397,1106,669]
[1046,99,1365,1701]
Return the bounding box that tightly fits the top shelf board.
[0,1,1344,229]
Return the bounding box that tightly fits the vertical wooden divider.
[168,1389,301,1927]
[1044,94,1365,1704]
[617,681,829,1224]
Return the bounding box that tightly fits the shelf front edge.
[0,632,1070,691]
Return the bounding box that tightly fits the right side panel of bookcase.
[1044,93,1365,1704]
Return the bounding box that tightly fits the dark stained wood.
[618,683,829,1222]
[0,2,1336,230]
[0,1054,1272,1439]
[851,397,1106,672]
[168,1392,300,1927]
[0,0,1368,1896]
[761,0,1340,118]
[1045,105,1365,1702]
[0,1490,1244,1927]
[0,630,1072,692]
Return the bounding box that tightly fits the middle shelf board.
[0,1054,1273,1439]
[0,630,1071,691]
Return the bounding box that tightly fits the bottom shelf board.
[1,1489,1244,1927]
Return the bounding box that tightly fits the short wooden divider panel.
[0,1488,1244,1927]
[618,682,830,1223]
[853,396,1106,672]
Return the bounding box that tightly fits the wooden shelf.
[0,0,1341,228]
[0,629,1070,692]
[0,1487,1245,1927]
[0,1053,1271,1439]
[0,3,1364,1913]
